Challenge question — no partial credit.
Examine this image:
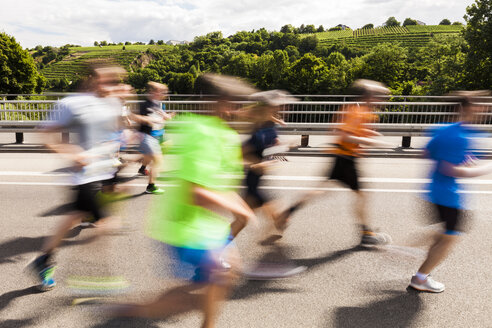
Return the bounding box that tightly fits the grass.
[311,25,463,49]
[41,45,172,82]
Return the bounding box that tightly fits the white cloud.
[0,0,475,48]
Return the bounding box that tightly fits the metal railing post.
[402,136,411,148]
[15,132,24,144]
[301,135,309,147]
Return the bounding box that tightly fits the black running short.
[434,204,466,234]
[329,155,360,191]
[72,182,106,221]
[245,170,268,208]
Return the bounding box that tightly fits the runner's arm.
[127,112,154,125]
[341,131,391,147]
[192,185,256,222]
[439,161,492,178]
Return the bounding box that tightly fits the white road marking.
[2,171,492,185]
[1,180,492,194]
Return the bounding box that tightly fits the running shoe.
[145,185,164,194]
[138,167,149,176]
[409,275,445,293]
[27,254,56,291]
[218,256,232,271]
[360,231,392,246]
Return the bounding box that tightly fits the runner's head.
[448,90,491,123]
[249,90,296,123]
[195,73,258,118]
[350,79,389,103]
[147,81,169,101]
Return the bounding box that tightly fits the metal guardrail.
[1,99,492,146]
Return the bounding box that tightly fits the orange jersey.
[333,104,377,157]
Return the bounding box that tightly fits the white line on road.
[1,180,492,194]
[2,171,492,185]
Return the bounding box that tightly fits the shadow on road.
[294,245,372,271]
[0,286,42,313]
[329,289,422,328]
[91,317,166,328]
[231,245,368,301]
[38,191,145,217]
[0,317,36,328]
[0,235,97,265]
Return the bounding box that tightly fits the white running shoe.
[360,232,392,246]
[409,275,445,293]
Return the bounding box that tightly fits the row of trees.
[384,17,463,27]
[128,34,470,95]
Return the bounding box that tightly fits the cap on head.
[196,73,258,100]
[249,90,297,107]
[147,81,168,93]
[94,66,127,84]
[350,79,390,98]
[447,90,491,108]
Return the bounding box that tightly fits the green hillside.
[41,44,171,82]
[312,25,463,49]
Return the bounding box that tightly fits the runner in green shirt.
[109,74,257,328]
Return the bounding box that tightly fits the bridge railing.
[1,99,492,146]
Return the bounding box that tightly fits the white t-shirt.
[52,94,121,185]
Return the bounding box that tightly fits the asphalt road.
[1,153,492,328]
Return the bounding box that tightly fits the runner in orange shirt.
[274,79,392,246]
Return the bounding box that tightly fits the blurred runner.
[240,90,293,241]
[108,74,257,328]
[27,65,127,291]
[409,91,492,293]
[130,82,172,194]
[239,90,307,279]
[272,80,393,246]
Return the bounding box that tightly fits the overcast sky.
[2,0,475,48]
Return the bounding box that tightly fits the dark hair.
[447,90,491,111]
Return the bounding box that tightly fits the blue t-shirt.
[245,121,278,159]
[426,123,473,209]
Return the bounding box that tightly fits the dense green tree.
[452,21,463,26]
[384,17,401,27]
[280,24,295,34]
[324,52,346,68]
[222,53,255,77]
[299,35,318,53]
[149,39,155,45]
[304,25,317,34]
[317,25,325,32]
[287,53,329,94]
[360,43,408,88]
[439,19,451,25]
[284,45,300,61]
[415,35,466,94]
[362,24,374,29]
[403,18,417,26]
[0,32,44,94]
[94,41,99,46]
[463,0,492,89]
[167,72,194,93]
[128,68,161,92]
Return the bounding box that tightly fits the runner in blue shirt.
[409,91,492,293]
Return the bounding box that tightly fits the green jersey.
[147,114,243,249]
